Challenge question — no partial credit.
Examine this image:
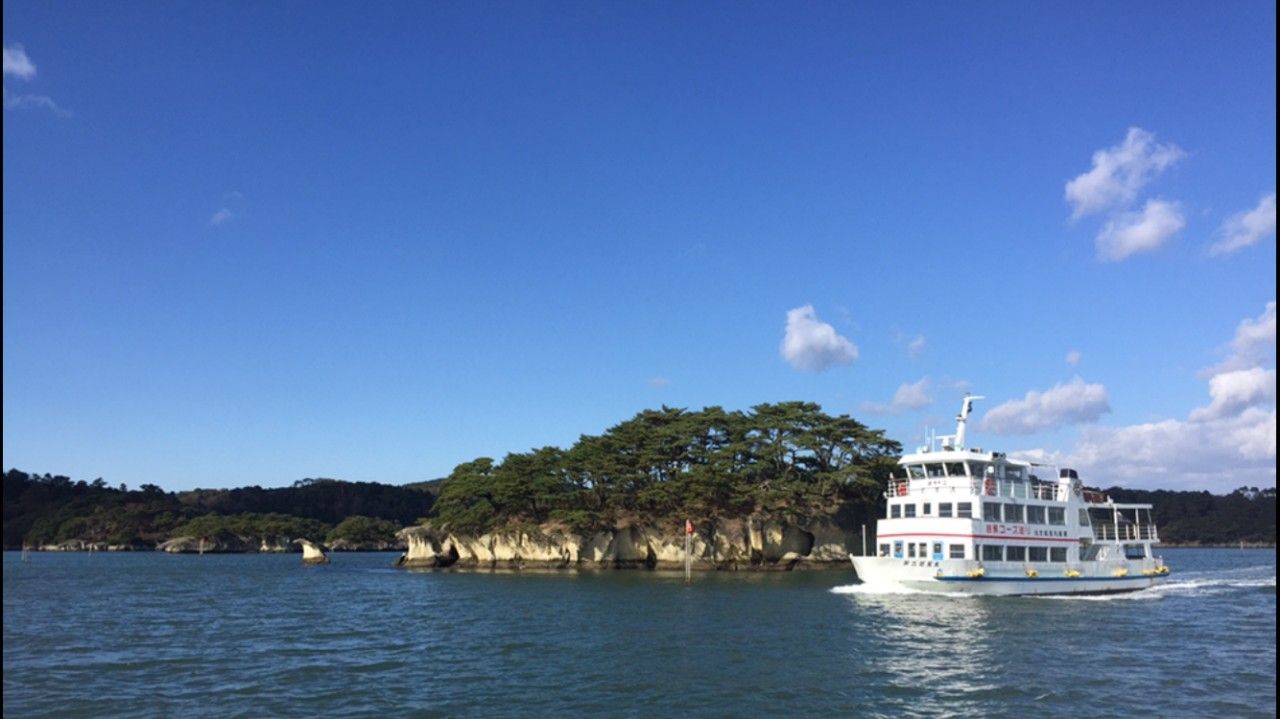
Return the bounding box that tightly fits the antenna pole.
[955,394,985,450]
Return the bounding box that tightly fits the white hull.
[850,555,1168,596]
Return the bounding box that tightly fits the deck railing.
[1093,525,1159,542]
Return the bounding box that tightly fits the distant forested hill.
[1105,486,1276,545]
[2,470,435,549]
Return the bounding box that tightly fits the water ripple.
[3,549,1275,718]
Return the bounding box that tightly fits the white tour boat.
[849,396,1170,596]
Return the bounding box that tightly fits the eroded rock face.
[396,516,858,571]
[295,538,330,565]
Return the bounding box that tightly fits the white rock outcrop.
[396,516,860,571]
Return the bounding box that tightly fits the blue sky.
[4,2,1275,492]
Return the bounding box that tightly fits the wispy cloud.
[3,44,37,80]
[3,87,70,116]
[907,334,926,359]
[1065,350,1082,367]
[647,376,672,388]
[780,304,857,372]
[981,378,1110,434]
[209,190,245,226]
[1209,192,1276,256]
[1095,199,1184,261]
[1065,128,1184,220]
[3,44,69,117]
[861,377,932,415]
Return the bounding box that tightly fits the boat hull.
[849,555,1168,596]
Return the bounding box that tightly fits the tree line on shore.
[3,402,1276,549]
[2,471,430,549]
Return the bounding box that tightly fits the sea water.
[2,548,1274,718]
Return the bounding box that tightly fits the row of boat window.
[890,502,972,518]
[880,542,1071,562]
[904,462,1026,480]
[888,501,1090,526]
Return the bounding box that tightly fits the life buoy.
[896,482,907,496]
[983,478,996,495]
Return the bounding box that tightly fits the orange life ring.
[896,482,907,496]
[983,478,996,495]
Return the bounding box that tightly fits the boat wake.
[829,571,1274,601]
[829,583,977,598]
[1041,572,1275,602]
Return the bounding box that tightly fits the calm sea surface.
[3,548,1274,718]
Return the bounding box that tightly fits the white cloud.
[1213,301,1277,373]
[1065,127,1184,219]
[648,376,672,387]
[1065,350,1082,367]
[780,305,857,372]
[1030,407,1276,491]
[1190,368,1276,421]
[861,377,932,415]
[1209,192,1276,256]
[1018,303,1278,491]
[3,44,36,80]
[209,208,234,226]
[981,378,1110,434]
[1095,199,1184,261]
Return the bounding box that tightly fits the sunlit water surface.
[3,548,1274,718]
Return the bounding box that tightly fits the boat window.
[1028,547,1048,562]
[932,542,943,560]
[904,504,917,518]
[956,502,973,518]
[890,504,901,519]
[1006,545,1026,562]
[907,464,926,479]
[925,463,946,478]
[1004,466,1026,481]
[1078,509,1090,526]
[982,545,1003,562]
[879,543,890,557]
[922,503,932,515]
[1004,505,1025,524]
[983,502,1002,521]
[1080,544,1101,561]
[1027,506,1046,524]
[894,541,903,559]
[1124,545,1147,560]
[908,543,917,558]
[1049,547,1067,562]
[938,502,953,518]
[1048,507,1065,525]
[945,462,966,477]
[949,544,965,559]
[918,543,928,557]
[967,461,989,478]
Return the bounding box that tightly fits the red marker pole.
[684,520,693,582]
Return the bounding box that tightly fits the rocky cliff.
[396,517,866,570]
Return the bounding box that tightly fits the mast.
[954,395,984,450]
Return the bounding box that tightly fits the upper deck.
[878,395,1160,545]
